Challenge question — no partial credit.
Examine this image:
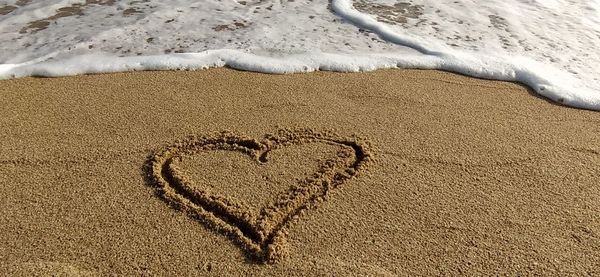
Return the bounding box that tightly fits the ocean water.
[1,0,599,110]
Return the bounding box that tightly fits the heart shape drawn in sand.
[145,129,373,263]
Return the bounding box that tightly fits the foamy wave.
[1,0,599,111]
[331,0,600,110]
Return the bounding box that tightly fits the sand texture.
[1,69,599,275]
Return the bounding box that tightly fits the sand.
[0,68,599,275]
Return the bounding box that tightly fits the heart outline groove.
[144,129,374,263]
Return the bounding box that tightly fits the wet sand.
[0,68,599,275]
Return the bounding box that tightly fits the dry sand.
[0,68,599,275]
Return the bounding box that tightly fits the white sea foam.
[0,0,599,110]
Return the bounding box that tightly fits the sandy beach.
[0,68,599,275]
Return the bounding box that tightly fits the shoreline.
[2,50,599,111]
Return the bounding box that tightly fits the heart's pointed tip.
[263,241,289,264]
